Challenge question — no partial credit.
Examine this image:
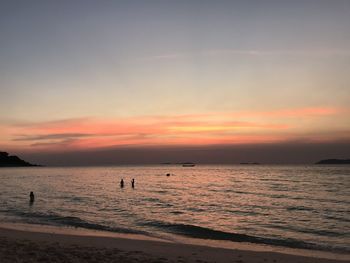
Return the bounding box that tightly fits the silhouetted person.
[131,178,135,188]
[29,191,35,203]
[120,179,124,188]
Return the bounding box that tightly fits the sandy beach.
[0,224,348,263]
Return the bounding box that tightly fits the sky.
[0,0,349,165]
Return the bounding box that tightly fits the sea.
[0,165,349,254]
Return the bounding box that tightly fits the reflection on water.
[0,165,349,253]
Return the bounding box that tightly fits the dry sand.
[0,225,348,263]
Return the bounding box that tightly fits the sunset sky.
[1,1,349,164]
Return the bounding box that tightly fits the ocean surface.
[0,165,349,253]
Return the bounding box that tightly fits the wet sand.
[0,225,348,263]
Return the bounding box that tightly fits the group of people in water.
[29,172,173,203]
[120,173,169,188]
[29,171,175,204]
[29,178,136,203]
[120,178,135,188]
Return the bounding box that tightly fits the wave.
[142,221,349,253]
[264,223,346,238]
[10,211,147,235]
[5,210,349,253]
[286,206,314,212]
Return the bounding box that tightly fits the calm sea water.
[0,165,349,253]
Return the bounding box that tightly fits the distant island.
[240,162,260,165]
[160,162,196,166]
[0,152,39,167]
[315,159,350,165]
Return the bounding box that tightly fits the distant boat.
[182,163,195,167]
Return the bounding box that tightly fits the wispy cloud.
[30,138,77,148]
[143,49,350,61]
[205,48,350,57]
[13,133,92,141]
[229,107,343,119]
[2,106,347,152]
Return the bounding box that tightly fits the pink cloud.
[3,106,347,151]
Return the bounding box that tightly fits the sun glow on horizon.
[1,107,348,153]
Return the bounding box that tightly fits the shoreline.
[0,222,348,263]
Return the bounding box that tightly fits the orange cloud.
[3,106,347,152]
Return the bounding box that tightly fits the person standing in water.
[120,179,124,188]
[131,178,135,188]
[29,191,35,203]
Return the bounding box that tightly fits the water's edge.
[0,221,349,261]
